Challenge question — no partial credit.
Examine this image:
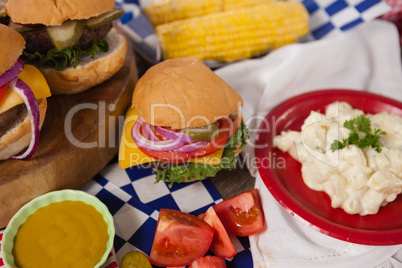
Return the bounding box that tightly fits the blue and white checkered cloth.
[116,0,390,63]
[301,0,390,39]
[81,157,253,267]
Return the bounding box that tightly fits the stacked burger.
[5,0,127,94]
[0,24,51,160]
[119,57,249,185]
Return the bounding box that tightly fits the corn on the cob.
[144,0,222,26]
[143,0,276,26]
[222,0,275,10]
[156,2,309,62]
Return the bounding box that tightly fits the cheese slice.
[0,64,52,114]
[118,106,224,170]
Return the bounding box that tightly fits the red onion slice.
[142,122,159,141]
[154,125,196,143]
[8,77,40,160]
[131,118,185,151]
[173,141,208,152]
[0,58,24,88]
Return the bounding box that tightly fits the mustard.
[13,200,109,268]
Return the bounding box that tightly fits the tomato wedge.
[0,83,7,102]
[199,207,236,258]
[213,189,265,237]
[139,115,242,163]
[190,255,227,268]
[149,209,214,267]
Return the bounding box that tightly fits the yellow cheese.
[119,106,223,170]
[0,65,51,114]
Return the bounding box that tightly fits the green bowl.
[1,189,115,268]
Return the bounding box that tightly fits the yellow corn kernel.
[143,0,222,26]
[143,0,277,26]
[222,0,275,10]
[156,2,309,62]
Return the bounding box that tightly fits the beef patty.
[0,103,28,137]
[22,22,113,54]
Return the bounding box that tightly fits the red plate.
[255,89,402,245]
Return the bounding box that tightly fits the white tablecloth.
[215,19,402,268]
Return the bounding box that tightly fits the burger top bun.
[5,0,114,26]
[132,57,244,129]
[0,24,25,76]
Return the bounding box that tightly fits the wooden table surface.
[0,45,137,229]
[210,157,256,199]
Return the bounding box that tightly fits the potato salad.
[275,102,402,215]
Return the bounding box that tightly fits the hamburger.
[0,24,51,160]
[119,57,249,185]
[4,0,127,95]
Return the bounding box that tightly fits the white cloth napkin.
[215,19,402,268]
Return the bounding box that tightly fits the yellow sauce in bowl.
[12,200,109,268]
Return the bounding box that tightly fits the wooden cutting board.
[0,44,138,229]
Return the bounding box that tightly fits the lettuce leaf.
[155,120,249,186]
[21,39,109,71]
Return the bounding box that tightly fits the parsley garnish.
[330,115,387,153]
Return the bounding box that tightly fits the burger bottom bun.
[0,98,47,160]
[40,28,127,95]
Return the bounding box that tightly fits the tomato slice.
[149,209,214,267]
[0,83,7,102]
[199,207,236,258]
[190,255,227,268]
[138,115,242,163]
[213,189,265,237]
